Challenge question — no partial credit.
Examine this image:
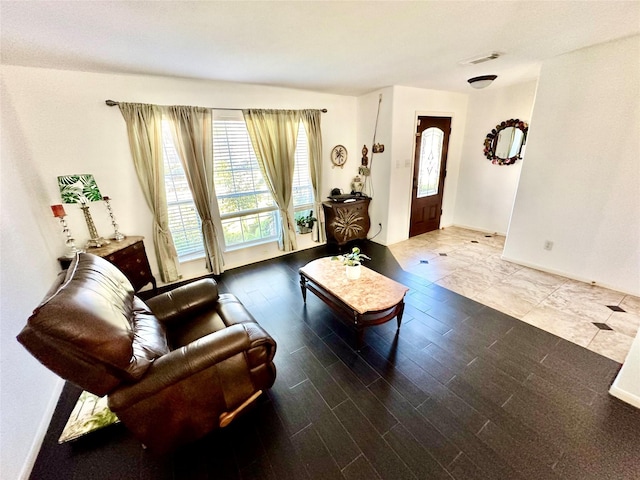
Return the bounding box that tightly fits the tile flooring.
[388,226,640,363]
[31,239,640,479]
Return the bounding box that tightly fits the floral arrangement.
[332,246,371,266]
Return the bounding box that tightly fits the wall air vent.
[459,52,501,66]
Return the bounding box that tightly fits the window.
[163,111,314,258]
[291,123,314,211]
[212,112,278,248]
[162,120,205,259]
[417,127,444,197]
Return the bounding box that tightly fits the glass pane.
[292,122,313,207]
[213,115,311,249]
[162,120,205,258]
[222,218,243,246]
[241,215,262,242]
[256,192,275,208]
[217,196,239,215]
[167,203,203,257]
[417,127,444,198]
[259,211,278,237]
[293,184,313,206]
[508,129,524,158]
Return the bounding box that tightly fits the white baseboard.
[19,378,65,480]
[451,223,507,236]
[499,254,638,297]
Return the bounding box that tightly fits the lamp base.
[111,232,126,241]
[86,237,110,249]
[80,205,110,249]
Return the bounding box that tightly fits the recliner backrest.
[17,253,168,396]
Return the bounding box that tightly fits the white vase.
[345,264,361,280]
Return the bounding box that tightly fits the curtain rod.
[105,99,327,113]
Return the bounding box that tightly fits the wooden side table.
[58,236,157,292]
[323,197,371,245]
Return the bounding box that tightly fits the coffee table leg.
[299,274,307,303]
[396,300,405,330]
[356,328,365,351]
[354,312,365,351]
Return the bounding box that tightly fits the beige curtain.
[117,103,180,283]
[300,110,325,242]
[165,106,224,274]
[243,109,300,251]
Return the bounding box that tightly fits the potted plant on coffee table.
[332,246,371,280]
[296,210,317,234]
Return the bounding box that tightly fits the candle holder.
[51,205,84,258]
[103,196,125,241]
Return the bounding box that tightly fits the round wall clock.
[331,145,348,168]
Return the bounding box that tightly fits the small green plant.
[332,246,371,266]
[296,210,317,228]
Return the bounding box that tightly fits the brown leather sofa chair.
[17,252,276,453]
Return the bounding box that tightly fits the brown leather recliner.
[17,252,276,453]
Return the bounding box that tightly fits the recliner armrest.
[108,323,253,410]
[145,278,219,326]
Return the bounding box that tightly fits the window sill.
[178,237,279,261]
[178,232,315,264]
[224,237,279,253]
[178,251,205,263]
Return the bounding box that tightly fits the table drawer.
[106,241,154,291]
[59,236,156,292]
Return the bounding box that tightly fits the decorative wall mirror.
[483,118,528,165]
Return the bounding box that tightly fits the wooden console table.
[58,236,157,292]
[323,197,371,245]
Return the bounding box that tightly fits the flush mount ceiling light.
[468,75,498,89]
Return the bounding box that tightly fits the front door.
[409,116,451,237]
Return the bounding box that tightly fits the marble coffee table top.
[300,257,409,314]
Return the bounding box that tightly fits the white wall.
[503,35,640,295]
[354,86,469,246]
[1,66,357,277]
[454,81,537,234]
[355,87,395,243]
[383,86,469,245]
[0,65,357,478]
[1,78,66,479]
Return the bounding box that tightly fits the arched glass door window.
[417,127,444,197]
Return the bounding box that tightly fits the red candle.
[51,204,66,218]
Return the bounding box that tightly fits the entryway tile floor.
[388,226,640,363]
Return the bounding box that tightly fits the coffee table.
[299,257,409,349]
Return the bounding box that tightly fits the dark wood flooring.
[30,241,640,479]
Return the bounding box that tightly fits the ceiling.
[1,1,639,96]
